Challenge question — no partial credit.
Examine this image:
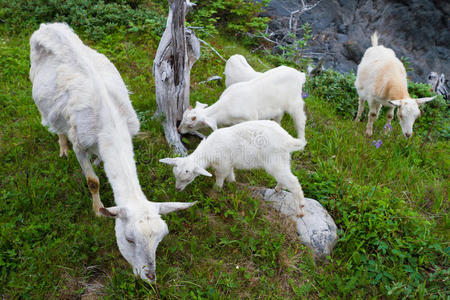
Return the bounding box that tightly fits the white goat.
[354,32,435,138]
[224,54,262,87]
[29,23,195,283]
[162,120,307,217]
[178,66,307,142]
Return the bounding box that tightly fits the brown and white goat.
[354,32,435,138]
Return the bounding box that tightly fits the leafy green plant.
[185,0,270,36]
[306,69,359,117]
[264,23,313,71]
[401,56,414,73]
[408,82,449,140]
[0,0,166,41]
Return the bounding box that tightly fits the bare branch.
[247,32,279,44]
[198,38,226,62]
[289,0,322,33]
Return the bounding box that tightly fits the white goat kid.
[29,23,195,283]
[354,32,435,138]
[224,54,262,87]
[178,66,307,142]
[162,120,307,217]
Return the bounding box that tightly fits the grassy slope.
[0,26,448,299]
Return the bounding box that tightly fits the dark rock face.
[263,0,449,81]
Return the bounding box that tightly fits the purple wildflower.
[371,139,383,149]
[302,92,309,98]
[384,124,392,131]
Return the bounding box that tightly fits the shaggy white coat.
[29,22,195,283]
[178,66,307,142]
[162,120,307,216]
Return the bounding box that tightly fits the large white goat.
[178,66,307,142]
[29,23,195,283]
[224,54,262,87]
[162,120,307,217]
[354,32,435,138]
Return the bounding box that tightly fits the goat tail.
[371,32,378,47]
[290,138,307,152]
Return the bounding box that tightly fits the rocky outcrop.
[262,0,449,81]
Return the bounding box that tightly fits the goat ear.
[416,96,436,106]
[388,100,402,107]
[99,206,127,218]
[195,101,208,109]
[195,166,212,177]
[159,157,179,166]
[439,74,445,85]
[158,201,197,215]
[202,117,218,131]
[188,105,193,110]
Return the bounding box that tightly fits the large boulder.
[251,187,338,260]
[261,0,449,82]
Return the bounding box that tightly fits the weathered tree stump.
[153,0,200,155]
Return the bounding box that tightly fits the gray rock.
[251,187,338,260]
[260,0,449,82]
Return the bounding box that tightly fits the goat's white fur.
[162,120,307,216]
[179,66,307,142]
[29,23,195,283]
[224,54,262,87]
[354,32,435,138]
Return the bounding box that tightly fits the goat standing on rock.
[29,23,196,283]
[161,120,307,217]
[354,32,435,138]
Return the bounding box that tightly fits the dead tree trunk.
[153,0,200,155]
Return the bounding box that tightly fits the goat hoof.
[94,205,104,217]
[59,149,68,157]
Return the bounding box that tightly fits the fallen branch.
[198,38,226,62]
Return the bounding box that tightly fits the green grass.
[1,23,448,299]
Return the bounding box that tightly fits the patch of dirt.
[80,266,108,300]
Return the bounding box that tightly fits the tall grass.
[0,3,448,298]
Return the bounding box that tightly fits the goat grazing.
[30,23,196,283]
[178,66,307,142]
[224,54,262,87]
[354,32,435,138]
[162,120,307,217]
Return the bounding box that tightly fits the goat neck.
[97,100,145,205]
